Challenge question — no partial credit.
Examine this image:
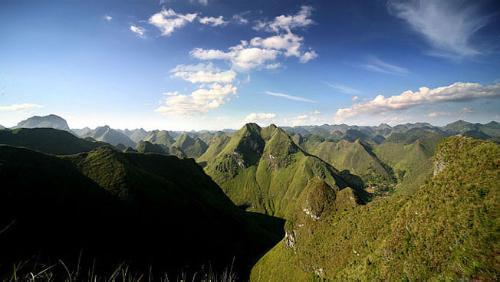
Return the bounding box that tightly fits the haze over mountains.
[1,114,499,280]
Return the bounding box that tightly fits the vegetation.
[0,145,282,279]
[204,123,363,220]
[251,137,499,281]
[0,128,105,155]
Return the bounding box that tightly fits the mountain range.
[1,114,498,279]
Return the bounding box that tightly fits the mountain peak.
[15,114,70,131]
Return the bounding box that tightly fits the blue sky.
[1,0,499,130]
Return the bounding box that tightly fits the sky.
[1,0,500,130]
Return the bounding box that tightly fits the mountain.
[251,136,499,281]
[0,145,282,277]
[135,140,168,155]
[303,139,395,193]
[444,120,500,140]
[14,114,70,131]
[204,123,363,219]
[0,125,5,130]
[121,128,149,143]
[0,128,105,155]
[72,127,92,137]
[197,133,230,164]
[83,125,135,147]
[174,133,208,158]
[143,130,176,147]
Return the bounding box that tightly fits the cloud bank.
[335,82,500,121]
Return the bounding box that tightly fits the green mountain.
[121,128,149,143]
[251,136,499,281]
[14,114,71,131]
[197,133,230,164]
[0,128,104,155]
[142,130,176,147]
[303,139,395,192]
[135,140,168,155]
[374,128,445,194]
[0,145,282,277]
[174,133,208,158]
[83,125,135,147]
[204,123,363,220]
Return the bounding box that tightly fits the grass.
[251,136,499,280]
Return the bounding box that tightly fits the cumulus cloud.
[334,82,500,121]
[157,63,238,115]
[360,56,409,75]
[265,91,316,103]
[149,8,197,36]
[191,43,279,71]
[254,5,314,32]
[243,112,277,124]
[103,15,112,21]
[170,63,236,84]
[199,16,227,27]
[283,110,324,126]
[156,83,237,115]
[388,0,489,57]
[130,25,146,37]
[233,14,249,25]
[190,6,317,70]
[0,103,43,112]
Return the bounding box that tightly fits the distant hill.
[121,128,149,143]
[252,136,499,280]
[0,128,105,155]
[0,125,4,130]
[14,114,70,131]
[82,125,135,147]
[204,123,363,219]
[303,139,395,191]
[135,140,168,155]
[174,133,208,158]
[143,130,176,147]
[0,145,282,277]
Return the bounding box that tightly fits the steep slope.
[0,128,104,155]
[142,130,175,147]
[84,125,135,147]
[251,137,499,281]
[305,139,395,192]
[14,114,70,131]
[174,133,208,158]
[121,128,149,143]
[204,124,362,219]
[0,145,282,277]
[135,140,168,155]
[374,129,445,194]
[197,134,230,164]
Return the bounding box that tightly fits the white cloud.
[254,5,314,32]
[170,63,236,84]
[190,6,317,70]
[243,112,277,124]
[265,91,316,103]
[199,16,227,27]
[148,8,197,36]
[427,111,448,118]
[360,56,409,75]
[299,50,318,63]
[461,107,474,113]
[191,43,279,71]
[0,103,43,112]
[265,63,282,70]
[335,82,500,121]
[233,14,249,25]
[388,0,489,57]
[284,110,324,126]
[191,0,208,5]
[130,25,146,37]
[103,15,112,21]
[156,83,237,115]
[325,82,361,95]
